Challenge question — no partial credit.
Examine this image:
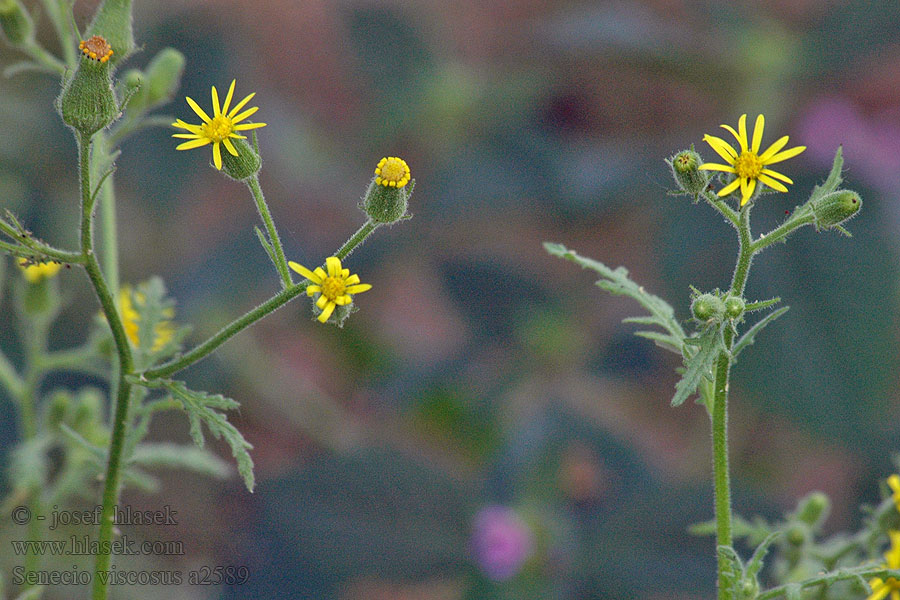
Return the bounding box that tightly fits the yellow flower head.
[79,35,113,63]
[374,157,411,188]
[888,475,900,514]
[699,114,806,206]
[869,531,900,600]
[18,258,61,284]
[172,79,267,170]
[119,287,175,351]
[288,256,372,323]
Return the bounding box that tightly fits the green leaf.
[746,532,780,578]
[130,442,232,479]
[157,380,254,491]
[744,297,781,312]
[732,306,790,360]
[672,324,722,407]
[717,545,744,594]
[545,243,685,353]
[124,277,186,369]
[7,436,52,490]
[809,146,844,204]
[254,226,277,266]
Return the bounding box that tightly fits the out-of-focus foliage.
[2,1,900,599]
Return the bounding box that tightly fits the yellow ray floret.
[172,79,267,170]
[18,259,61,283]
[288,256,372,323]
[868,531,900,600]
[699,114,805,206]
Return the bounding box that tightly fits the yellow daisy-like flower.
[699,114,806,206]
[288,256,372,323]
[888,475,900,514]
[374,156,411,188]
[869,531,900,600]
[119,287,175,352]
[172,79,267,170]
[18,258,61,283]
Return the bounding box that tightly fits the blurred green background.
[2,1,900,598]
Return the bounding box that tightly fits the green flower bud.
[44,390,73,430]
[144,47,185,107]
[74,388,103,429]
[691,293,724,322]
[316,299,356,328]
[362,156,413,224]
[668,149,709,197]
[739,577,759,600]
[59,36,118,137]
[812,190,861,231]
[0,0,33,47]
[118,69,147,99]
[85,0,134,65]
[795,491,830,527]
[724,296,745,320]
[786,524,807,546]
[220,137,262,181]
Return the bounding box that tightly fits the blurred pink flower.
[471,505,534,581]
[799,96,900,196]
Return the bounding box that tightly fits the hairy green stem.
[23,41,66,75]
[38,0,74,67]
[751,208,815,254]
[0,348,24,397]
[96,135,120,293]
[713,204,753,600]
[757,568,900,599]
[76,133,135,600]
[336,220,378,260]
[700,189,740,229]
[141,281,309,379]
[141,217,381,380]
[0,219,84,264]
[247,175,292,288]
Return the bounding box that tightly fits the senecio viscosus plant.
[0,0,414,598]
[548,115,900,599]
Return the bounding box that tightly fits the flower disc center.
[734,152,763,179]
[202,116,234,142]
[321,277,346,300]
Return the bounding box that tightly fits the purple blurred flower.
[471,505,535,581]
[799,96,900,198]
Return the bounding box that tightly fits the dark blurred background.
[2,1,900,598]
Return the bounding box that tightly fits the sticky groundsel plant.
[0,1,413,599]
[547,114,900,599]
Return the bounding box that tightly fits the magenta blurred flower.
[471,505,535,581]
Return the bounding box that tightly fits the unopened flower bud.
[691,293,724,322]
[119,68,145,107]
[669,149,709,197]
[724,296,745,320]
[144,48,185,107]
[44,390,73,429]
[85,0,134,65]
[362,156,412,224]
[60,36,118,136]
[786,524,807,546]
[220,137,261,181]
[0,0,33,47]
[795,491,830,527]
[812,190,861,231]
